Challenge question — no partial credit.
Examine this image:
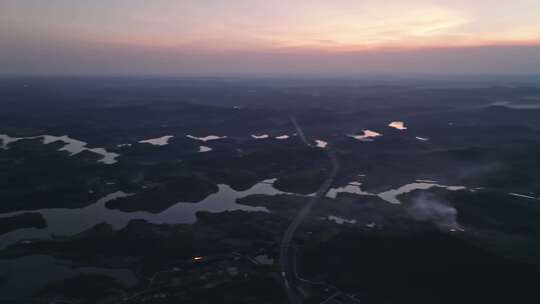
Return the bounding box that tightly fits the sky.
[1,0,539,75]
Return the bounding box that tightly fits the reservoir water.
[0,179,288,248]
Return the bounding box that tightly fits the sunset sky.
[1,0,539,75]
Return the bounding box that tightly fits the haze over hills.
[1,77,540,303]
[1,1,540,303]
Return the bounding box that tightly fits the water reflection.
[327,180,467,205]
[327,215,357,225]
[0,134,119,164]
[314,139,328,148]
[251,134,269,139]
[0,134,23,149]
[378,182,466,204]
[186,135,227,142]
[348,130,382,142]
[0,255,137,300]
[198,146,212,152]
[327,182,372,198]
[388,121,407,130]
[138,135,174,146]
[0,180,287,247]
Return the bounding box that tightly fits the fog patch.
[406,193,462,231]
[456,162,503,181]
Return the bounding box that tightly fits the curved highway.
[279,116,340,304]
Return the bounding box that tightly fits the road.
[289,114,312,147]
[279,116,340,304]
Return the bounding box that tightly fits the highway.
[279,116,340,304]
[289,114,312,147]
